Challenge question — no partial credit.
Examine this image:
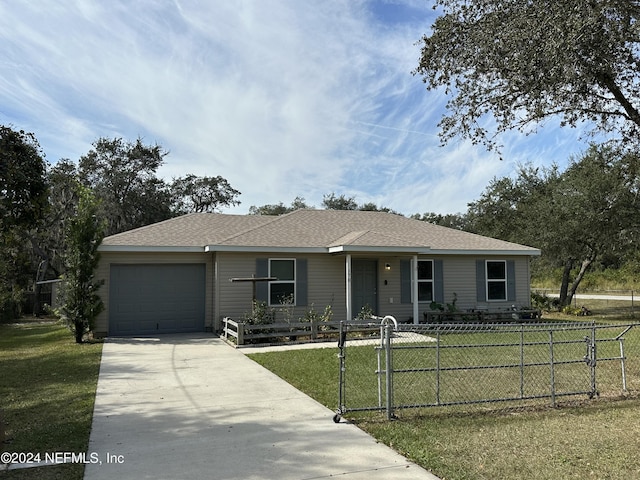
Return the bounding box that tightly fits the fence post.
[335,321,346,422]
[549,330,556,407]
[619,336,628,392]
[520,325,525,399]
[436,329,441,406]
[589,325,597,398]
[223,317,228,341]
[237,322,244,346]
[377,325,383,409]
[384,322,394,420]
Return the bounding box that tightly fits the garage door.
[109,264,205,336]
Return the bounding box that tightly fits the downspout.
[413,255,419,324]
[346,254,352,321]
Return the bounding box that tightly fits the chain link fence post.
[590,324,597,398]
[384,322,394,420]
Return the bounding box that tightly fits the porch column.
[345,254,352,321]
[413,255,419,324]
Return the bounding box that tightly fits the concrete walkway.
[84,334,439,480]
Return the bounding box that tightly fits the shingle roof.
[99,209,540,255]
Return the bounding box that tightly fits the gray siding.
[216,253,347,326]
[97,250,533,336]
[439,255,531,312]
[381,255,532,323]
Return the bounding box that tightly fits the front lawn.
[0,319,103,480]
[249,331,640,480]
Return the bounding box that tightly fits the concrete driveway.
[84,334,439,480]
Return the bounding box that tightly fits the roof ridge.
[103,212,204,241]
[328,230,369,247]
[215,212,287,244]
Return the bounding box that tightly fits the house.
[94,209,541,336]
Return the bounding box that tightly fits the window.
[269,259,295,305]
[486,260,507,301]
[417,260,434,302]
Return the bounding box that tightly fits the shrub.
[243,300,275,326]
[531,291,555,311]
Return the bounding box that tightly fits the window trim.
[485,260,507,301]
[268,258,296,306]
[417,259,434,303]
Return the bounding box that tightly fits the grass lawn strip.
[0,320,103,480]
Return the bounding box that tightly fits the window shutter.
[507,260,516,302]
[255,258,268,303]
[400,259,412,304]
[476,260,486,303]
[434,259,444,303]
[296,259,308,306]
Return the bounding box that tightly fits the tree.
[249,196,311,215]
[79,137,173,235]
[250,194,399,214]
[58,185,105,343]
[415,1,640,152]
[359,202,399,214]
[42,159,82,276]
[551,146,640,303]
[467,145,640,305]
[411,212,469,230]
[0,126,49,320]
[322,193,358,210]
[171,174,241,214]
[0,126,49,230]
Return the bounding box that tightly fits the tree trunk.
[75,321,84,344]
[566,257,594,305]
[558,259,574,306]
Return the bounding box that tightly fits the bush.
[243,300,275,326]
[0,290,23,322]
[531,291,556,311]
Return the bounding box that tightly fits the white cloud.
[0,0,593,216]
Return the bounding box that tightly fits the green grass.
[0,319,103,480]
[543,298,638,322]
[249,321,640,480]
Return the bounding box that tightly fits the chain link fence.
[334,319,638,421]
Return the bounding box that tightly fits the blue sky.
[0,0,591,216]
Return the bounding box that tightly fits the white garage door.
[109,264,205,336]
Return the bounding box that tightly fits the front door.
[352,259,378,318]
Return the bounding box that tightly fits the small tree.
[58,185,105,343]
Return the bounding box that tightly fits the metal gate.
[334,319,635,421]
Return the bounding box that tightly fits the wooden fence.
[222,308,543,346]
[221,317,380,347]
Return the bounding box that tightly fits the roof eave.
[205,245,328,253]
[98,245,541,256]
[328,245,432,254]
[98,245,206,253]
[426,249,541,256]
